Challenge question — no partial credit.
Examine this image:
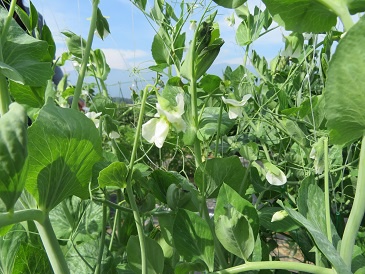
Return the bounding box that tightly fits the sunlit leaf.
[212,0,246,8]
[0,9,53,86]
[26,103,102,210]
[325,16,365,145]
[98,162,128,188]
[0,103,28,211]
[262,0,337,33]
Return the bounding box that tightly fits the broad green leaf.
[279,202,352,274]
[194,156,247,197]
[98,162,128,188]
[0,103,28,211]
[9,81,44,109]
[0,224,26,274]
[324,16,365,145]
[199,74,222,95]
[212,0,246,8]
[197,107,235,142]
[26,103,102,210]
[49,196,103,242]
[215,205,255,260]
[258,207,299,232]
[215,184,259,237]
[173,209,214,272]
[262,0,337,33]
[127,236,164,274]
[174,260,207,274]
[0,9,53,86]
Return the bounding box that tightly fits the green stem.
[317,0,354,31]
[0,209,44,227]
[0,74,10,115]
[0,0,17,44]
[340,135,365,265]
[214,102,224,157]
[93,197,133,213]
[323,137,332,243]
[35,214,70,274]
[125,85,151,274]
[211,261,335,274]
[72,0,99,110]
[94,203,107,274]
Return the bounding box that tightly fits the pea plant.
[0,0,365,273]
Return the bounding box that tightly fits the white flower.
[225,13,235,27]
[85,111,102,128]
[189,20,197,31]
[142,93,186,148]
[264,162,287,186]
[271,210,288,222]
[109,131,120,139]
[222,94,252,119]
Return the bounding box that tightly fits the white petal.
[154,118,170,148]
[175,93,185,115]
[228,106,242,119]
[271,210,288,222]
[266,169,287,186]
[109,131,120,139]
[222,95,252,107]
[142,118,158,144]
[172,117,186,132]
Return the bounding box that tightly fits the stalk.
[125,85,151,274]
[340,135,365,265]
[211,261,335,274]
[95,203,107,274]
[35,214,70,274]
[0,209,44,227]
[323,137,332,243]
[72,0,99,110]
[214,102,224,157]
[0,0,17,115]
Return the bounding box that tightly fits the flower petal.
[228,106,242,119]
[109,131,120,139]
[142,118,158,144]
[266,169,287,186]
[154,118,170,148]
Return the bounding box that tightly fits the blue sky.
[28,0,286,98]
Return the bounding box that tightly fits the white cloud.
[101,48,151,70]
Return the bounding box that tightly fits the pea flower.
[264,161,287,186]
[109,131,120,139]
[271,210,288,222]
[222,94,252,119]
[85,111,102,128]
[142,93,186,148]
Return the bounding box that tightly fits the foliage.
[0,0,365,273]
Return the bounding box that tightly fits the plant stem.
[125,85,151,274]
[72,0,99,110]
[0,209,44,227]
[0,0,16,44]
[211,261,335,274]
[95,203,107,274]
[0,74,10,115]
[340,135,365,265]
[35,214,70,274]
[317,0,354,31]
[214,102,224,157]
[323,137,332,243]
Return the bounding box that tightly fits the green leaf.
[96,8,110,40]
[173,209,214,271]
[127,236,164,274]
[197,107,235,142]
[215,184,259,238]
[98,162,128,188]
[9,81,44,109]
[259,207,299,232]
[0,224,26,274]
[41,25,56,59]
[174,260,207,274]
[90,49,110,81]
[152,29,171,65]
[325,16,365,145]
[347,0,365,13]
[215,205,255,260]
[62,30,87,59]
[0,103,28,211]
[199,74,222,95]
[0,9,53,86]
[279,202,352,274]
[262,0,337,33]
[49,197,103,242]
[194,156,247,197]
[212,0,246,8]
[29,1,39,31]
[25,103,102,210]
